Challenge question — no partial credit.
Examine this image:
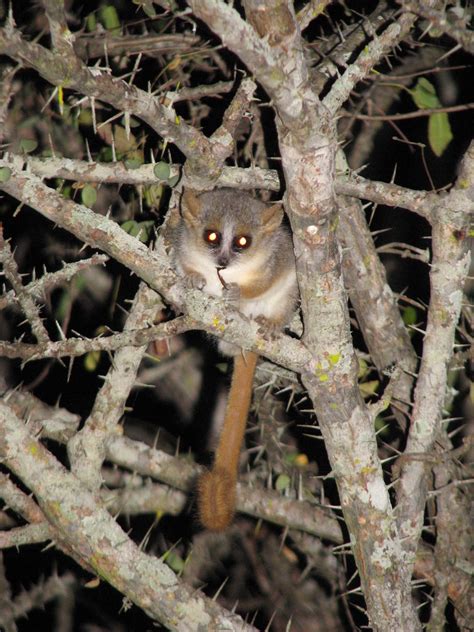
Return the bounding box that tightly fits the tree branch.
[399,1,474,54]
[0,254,109,311]
[0,317,190,360]
[396,141,473,563]
[0,27,216,173]
[336,172,434,222]
[67,282,166,489]
[0,227,50,343]
[22,156,281,190]
[323,11,416,112]
[0,156,313,373]
[186,4,421,628]
[0,400,257,631]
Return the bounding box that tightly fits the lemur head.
[180,188,284,269]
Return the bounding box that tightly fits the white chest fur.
[184,248,224,297]
[240,267,296,321]
[184,247,295,322]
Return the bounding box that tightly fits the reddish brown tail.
[197,351,258,531]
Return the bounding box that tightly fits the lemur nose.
[217,254,229,268]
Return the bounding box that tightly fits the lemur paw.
[255,315,280,338]
[185,271,207,290]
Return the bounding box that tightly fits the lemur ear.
[261,203,283,232]
[181,188,202,223]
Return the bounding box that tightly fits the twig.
[24,156,280,189]
[101,480,187,518]
[336,172,435,222]
[0,66,19,144]
[323,11,416,111]
[0,400,257,631]
[0,316,191,360]
[399,1,474,54]
[0,552,16,632]
[0,254,108,311]
[0,227,50,343]
[0,523,51,549]
[105,434,343,543]
[341,102,474,121]
[296,0,332,31]
[396,142,473,565]
[0,27,217,172]
[168,80,234,102]
[68,282,167,489]
[210,77,257,164]
[0,472,45,523]
[73,32,201,60]
[5,573,76,625]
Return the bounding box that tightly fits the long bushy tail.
[197,351,258,531]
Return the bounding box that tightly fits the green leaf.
[86,13,97,31]
[357,358,369,379]
[167,174,180,188]
[99,5,120,34]
[374,416,390,438]
[55,288,71,322]
[359,380,380,398]
[144,184,163,207]
[19,139,38,154]
[154,161,171,181]
[163,551,185,573]
[61,185,72,199]
[410,78,440,110]
[275,474,291,492]
[78,110,93,126]
[0,167,11,182]
[121,220,154,242]
[124,158,142,170]
[428,112,453,157]
[98,147,114,162]
[402,306,417,326]
[84,350,101,372]
[81,185,97,208]
[121,220,138,236]
[143,3,157,18]
[136,221,154,242]
[132,0,157,18]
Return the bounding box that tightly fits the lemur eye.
[204,230,221,246]
[233,235,251,250]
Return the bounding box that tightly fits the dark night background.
[0,1,472,630]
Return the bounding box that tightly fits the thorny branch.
[396,142,473,561]
[18,155,445,215]
[67,282,167,489]
[399,0,474,54]
[0,1,472,630]
[0,26,215,175]
[0,253,109,311]
[0,227,50,343]
[0,316,190,359]
[0,400,258,632]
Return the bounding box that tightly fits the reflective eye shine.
[233,235,251,250]
[204,229,221,246]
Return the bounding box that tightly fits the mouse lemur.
[174,187,297,530]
